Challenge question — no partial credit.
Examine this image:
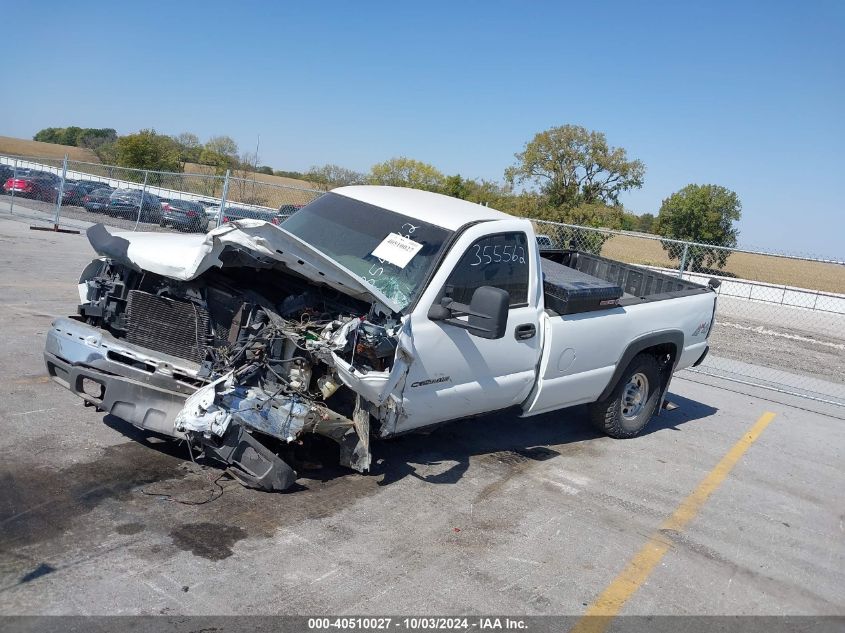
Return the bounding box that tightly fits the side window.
[443,232,529,307]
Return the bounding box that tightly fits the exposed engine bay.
[75,255,408,492]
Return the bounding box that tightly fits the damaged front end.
[46,222,412,492]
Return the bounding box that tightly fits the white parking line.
[10,407,56,416]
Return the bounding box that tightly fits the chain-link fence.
[532,220,845,409]
[1,153,842,409]
[0,154,322,234]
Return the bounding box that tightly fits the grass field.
[601,233,845,294]
[0,136,100,162]
[183,163,317,190]
[0,137,315,189]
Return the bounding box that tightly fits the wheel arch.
[597,330,684,402]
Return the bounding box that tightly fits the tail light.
[186,210,197,218]
[271,217,280,225]
[223,216,230,223]
[83,195,90,202]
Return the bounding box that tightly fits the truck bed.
[540,250,710,315]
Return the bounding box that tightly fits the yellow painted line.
[570,411,777,633]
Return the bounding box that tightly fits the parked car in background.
[82,187,115,213]
[222,206,283,225]
[536,234,556,250]
[19,169,60,185]
[76,180,111,193]
[106,189,162,222]
[159,199,208,232]
[276,204,304,222]
[60,183,89,206]
[3,172,59,202]
[0,165,14,189]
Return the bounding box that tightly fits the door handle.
[514,323,536,340]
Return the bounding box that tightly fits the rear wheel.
[589,353,661,438]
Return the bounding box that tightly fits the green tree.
[306,164,367,190]
[636,212,655,234]
[656,184,742,271]
[94,141,118,164]
[172,132,201,164]
[458,178,518,210]
[78,128,117,150]
[196,136,239,175]
[59,126,83,146]
[115,129,182,173]
[368,157,445,191]
[274,169,306,179]
[442,174,472,200]
[34,128,62,143]
[505,124,645,209]
[257,165,274,175]
[619,210,639,231]
[197,148,235,175]
[204,135,239,159]
[33,126,116,148]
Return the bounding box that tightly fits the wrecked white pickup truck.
[45,186,716,491]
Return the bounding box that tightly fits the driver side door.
[397,222,543,431]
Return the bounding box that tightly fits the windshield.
[282,193,452,311]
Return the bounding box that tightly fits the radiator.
[125,290,209,364]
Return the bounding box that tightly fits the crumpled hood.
[86,220,399,311]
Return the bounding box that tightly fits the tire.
[589,353,661,438]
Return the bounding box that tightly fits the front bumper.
[44,317,204,437]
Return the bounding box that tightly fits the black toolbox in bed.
[541,258,623,315]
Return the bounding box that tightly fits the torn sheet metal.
[86,221,402,312]
[226,388,311,442]
[174,372,234,436]
[175,373,308,443]
[331,317,414,407]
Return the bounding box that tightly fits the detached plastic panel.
[542,259,623,315]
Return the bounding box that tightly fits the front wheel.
[589,353,661,438]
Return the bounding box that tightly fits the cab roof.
[331,185,513,231]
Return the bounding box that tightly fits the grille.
[125,290,209,364]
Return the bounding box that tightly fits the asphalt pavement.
[0,214,842,617]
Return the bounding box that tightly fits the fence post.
[8,159,18,214]
[217,169,231,228]
[53,154,68,227]
[133,171,150,231]
[678,243,689,278]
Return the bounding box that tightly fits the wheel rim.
[621,372,649,420]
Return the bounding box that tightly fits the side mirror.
[427,286,509,340]
[467,286,509,339]
[427,302,451,321]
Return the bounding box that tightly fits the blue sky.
[2,1,843,257]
